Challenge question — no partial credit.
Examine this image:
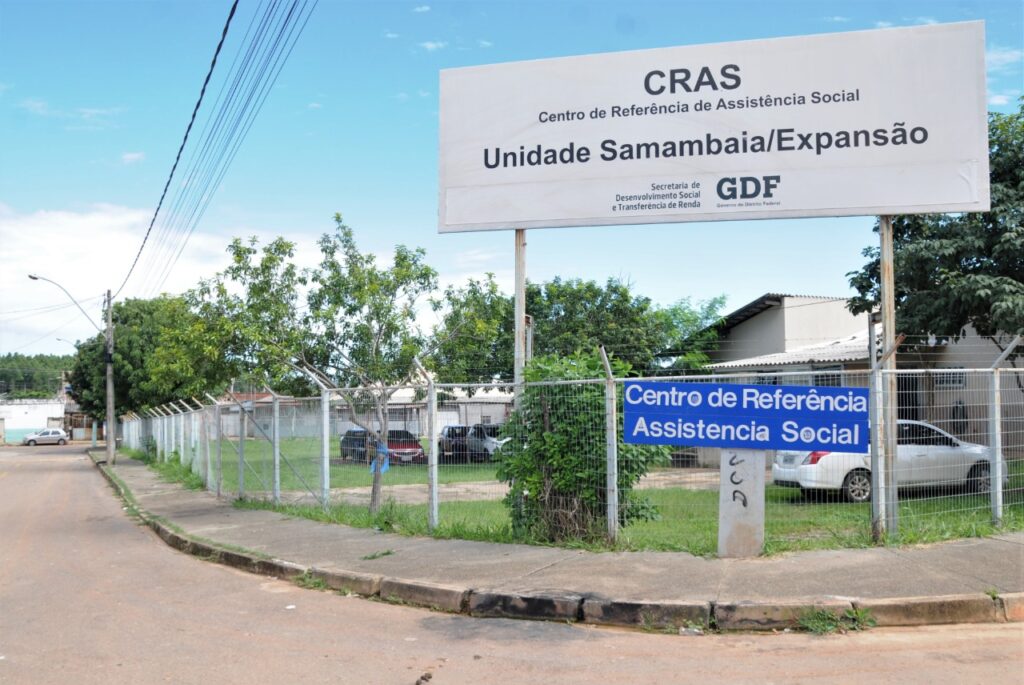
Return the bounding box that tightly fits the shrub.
[496,352,666,542]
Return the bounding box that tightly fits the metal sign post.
[879,215,899,535]
[513,229,527,409]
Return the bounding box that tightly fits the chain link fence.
[120,364,1024,555]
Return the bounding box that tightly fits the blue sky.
[1,0,1021,355]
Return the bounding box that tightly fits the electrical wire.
[143,0,318,297]
[113,0,240,300]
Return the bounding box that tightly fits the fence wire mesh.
[119,363,1024,555]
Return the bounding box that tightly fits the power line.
[143,0,319,297]
[113,0,240,300]
[0,294,105,322]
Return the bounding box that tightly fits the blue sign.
[623,381,869,452]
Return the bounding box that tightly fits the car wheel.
[58,438,67,445]
[967,462,991,495]
[27,440,36,446]
[842,469,872,503]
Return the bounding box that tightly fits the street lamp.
[28,274,117,465]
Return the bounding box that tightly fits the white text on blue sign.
[623,381,870,452]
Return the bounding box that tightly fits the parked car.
[22,428,68,446]
[438,425,471,462]
[772,419,1009,503]
[340,429,371,462]
[340,428,425,465]
[465,423,509,462]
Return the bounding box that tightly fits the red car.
[340,428,425,465]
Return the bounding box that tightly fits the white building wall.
[714,307,785,362]
[0,400,65,443]
[782,297,867,349]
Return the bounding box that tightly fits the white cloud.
[394,92,410,102]
[823,16,849,23]
[417,90,430,98]
[0,204,221,352]
[418,41,447,51]
[307,102,322,109]
[413,5,430,12]
[987,47,1023,73]
[0,83,10,97]
[478,39,493,48]
[76,107,121,119]
[913,16,937,25]
[453,248,500,270]
[18,98,51,116]
[121,152,145,165]
[384,31,399,39]
[17,99,120,129]
[988,94,1011,106]
[874,21,893,28]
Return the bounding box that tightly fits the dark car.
[340,429,371,462]
[340,428,426,465]
[438,424,471,462]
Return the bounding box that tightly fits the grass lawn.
[235,480,1024,556]
[146,440,1024,556]
[180,437,499,495]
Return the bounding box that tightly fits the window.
[813,366,843,387]
[897,423,955,447]
[933,368,966,388]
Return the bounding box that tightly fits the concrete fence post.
[988,336,1019,526]
[990,369,1004,526]
[427,379,440,531]
[321,388,330,510]
[273,394,281,505]
[239,407,246,499]
[214,402,223,498]
[599,347,619,543]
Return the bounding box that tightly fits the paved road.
[1,446,1021,684]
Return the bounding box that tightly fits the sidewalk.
[94,451,1024,631]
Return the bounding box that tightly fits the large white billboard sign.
[438,22,989,233]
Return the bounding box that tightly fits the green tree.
[68,296,194,418]
[149,236,312,398]
[847,102,1024,340]
[431,277,725,381]
[305,214,438,512]
[428,274,510,384]
[0,353,73,398]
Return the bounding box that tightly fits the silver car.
[22,428,69,446]
[772,420,1007,502]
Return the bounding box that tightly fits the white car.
[22,428,69,446]
[466,424,510,462]
[772,419,1008,503]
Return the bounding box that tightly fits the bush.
[496,352,665,543]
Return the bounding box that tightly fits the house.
[0,398,66,444]
[701,293,1024,457]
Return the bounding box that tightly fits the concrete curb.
[89,451,1021,633]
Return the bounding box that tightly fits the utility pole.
[105,289,117,465]
[28,274,115,463]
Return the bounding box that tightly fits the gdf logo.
[716,175,781,200]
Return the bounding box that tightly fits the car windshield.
[479,425,500,437]
[448,426,469,438]
[388,430,418,442]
